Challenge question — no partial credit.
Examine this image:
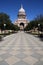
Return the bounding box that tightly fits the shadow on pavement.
[40,37,43,41]
[0,36,4,42]
[34,34,43,41]
[39,34,43,41]
[26,32,43,42]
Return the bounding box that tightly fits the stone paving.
[0,31,43,65]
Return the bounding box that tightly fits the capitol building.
[14,5,29,30]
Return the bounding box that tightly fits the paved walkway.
[0,31,43,65]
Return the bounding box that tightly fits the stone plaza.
[0,31,43,65]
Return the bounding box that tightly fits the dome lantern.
[18,4,26,17]
[19,5,25,13]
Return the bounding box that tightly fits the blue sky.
[0,0,43,23]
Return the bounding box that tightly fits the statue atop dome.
[20,4,23,9]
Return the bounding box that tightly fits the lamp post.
[38,24,40,36]
[4,24,6,36]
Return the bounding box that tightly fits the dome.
[19,5,25,13]
[18,5,26,16]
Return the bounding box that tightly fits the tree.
[14,25,20,31]
[24,14,43,31]
[0,12,12,30]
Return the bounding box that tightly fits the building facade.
[14,5,29,30]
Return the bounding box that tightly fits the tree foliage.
[24,14,43,31]
[0,12,12,30]
[0,12,20,31]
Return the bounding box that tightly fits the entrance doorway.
[20,23,24,31]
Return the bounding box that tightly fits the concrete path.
[0,31,43,65]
